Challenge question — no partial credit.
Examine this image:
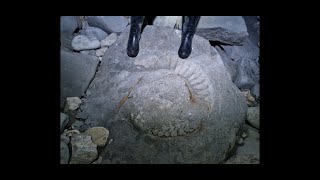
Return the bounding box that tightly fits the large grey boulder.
[195,16,249,45]
[60,51,99,98]
[78,25,247,164]
[86,16,129,34]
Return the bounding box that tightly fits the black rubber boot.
[178,16,200,59]
[127,16,145,57]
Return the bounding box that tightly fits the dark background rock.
[60,51,99,98]
[78,25,247,164]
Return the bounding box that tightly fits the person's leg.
[178,16,200,59]
[127,16,145,57]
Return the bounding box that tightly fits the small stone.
[109,138,113,144]
[84,127,109,147]
[72,35,100,51]
[65,97,82,111]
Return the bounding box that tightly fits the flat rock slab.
[86,16,128,34]
[195,16,249,45]
[78,25,247,163]
[60,51,99,98]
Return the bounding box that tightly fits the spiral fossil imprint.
[114,51,215,138]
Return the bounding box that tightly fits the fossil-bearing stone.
[78,25,247,163]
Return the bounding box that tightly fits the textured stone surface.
[86,16,128,34]
[72,35,100,51]
[65,97,82,111]
[78,25,247,163]
[84,127,109,147]
[69,135,98,164]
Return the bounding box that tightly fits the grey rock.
[234,58,260,90]
[78,25,247,164]
[60,113,70,134]
[251,83,260,102]
[86,16,128,34]
[224,154,259,164]
[60,50,99,99]
[65,97,82,111]
[69,135,98,164]
[96,46,108,57]
[60,16,82,51]
[83,26,109,41]
[242,16,260,47]
[215,45,237,82]
[241,89,257,107]
[153,16,180,28]
[247,107,260,129]
[72,35,100,51]
[246,125,259,139]
[84,127,109,147]
[236,136,260,158]
[72,120,85,130]
[60,141,70,164]
[88,50,96,56]
[101,33,118,47]
[60,16,82,34]
[195,16,249,45]
[222,38,260,64]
